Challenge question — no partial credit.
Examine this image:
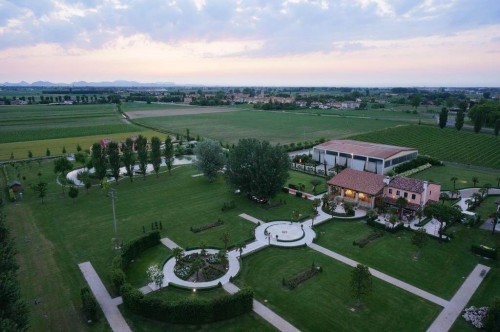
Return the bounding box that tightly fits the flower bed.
[191,219,224,233]
[283,265,321,290]
[462,306,488,329]
[202,265,225,281]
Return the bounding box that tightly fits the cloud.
[0,0,499,57]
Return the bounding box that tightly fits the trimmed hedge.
[366,218,404,233]
[121,284,253,324]
[121,231,161,269]
[283,264,321,290]
[191,219,224,233]
[471,245,498,260]
[393,155,443,174]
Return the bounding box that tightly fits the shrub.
[121,231,161,269]
[366,218,404,233]
[471,245,498,260]
[283,265,321,290]
[295,191,303,198]
[221,201,236,212]
[191,219,224,233]
[354,231,384,248]
[110,268,126,294]
[81,287,99,322]
[393,155,443,174]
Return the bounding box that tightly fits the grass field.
[234,246,440,331]
[315,220,499,299]
[287,170,327,195]
[351,124,500,169]
[132,110,408,145]
[409,164,500,191]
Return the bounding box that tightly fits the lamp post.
[109,189,120,249]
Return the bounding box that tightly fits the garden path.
[223,282,300,332]
[78,262,132,332]
[427,264,490,332]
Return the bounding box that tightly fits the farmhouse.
[327,168,441,210]
[312,139,418,175]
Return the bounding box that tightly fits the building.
[327,168,441,210]
[312,140,418,175]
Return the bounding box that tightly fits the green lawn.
[409,164,500,191]
[315,220,499,299]
[125,245,172,288]
[132,110,407,145]
[351,124,500,169]
[287,170,327,195]
[473,195,500,220]
[234,246,440,331]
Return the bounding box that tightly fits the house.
[313,140,418,175]
[327,168,441,211]
[183,97,193,104]
[8,180,23,193]
[99,138,112,149]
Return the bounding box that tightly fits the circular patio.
[255,221,316,247]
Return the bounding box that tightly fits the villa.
[327,168,441,211]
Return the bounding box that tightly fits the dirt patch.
[125,107,240,119]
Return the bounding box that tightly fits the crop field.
[351,125,500,169]
[132,110,408,145]
[0,104,139,143]
[122,102,199,111]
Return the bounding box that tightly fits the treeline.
[468,100,500,132]
[0,210,29,331]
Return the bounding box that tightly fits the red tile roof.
[315,139,416,160]
[388,176,425,193]
[327,168,386,195]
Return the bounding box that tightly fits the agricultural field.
[351,124,500,169]
[132,110,408,145]
[0,104,139,144]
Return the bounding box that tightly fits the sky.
[1,0,500,87]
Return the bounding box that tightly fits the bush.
[283,265,321,290]
[295,191,303,198]
[121,231,161,269]
[393,155,443,174]
[471,245,498,260]
[81,287,99,322]
[366,218,404,233]
[121,283,253,324]
[354,231,384,248]
[110,268,126,294]
[221,201,236,212]
[191,219,224,233]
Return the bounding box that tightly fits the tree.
[473,110,484,133]
[455,110,465,131]
[424,203,462,242]
[312,198,321,213]
[150,136,162,178]
[350,264,372,307]
[62,146,66,154]
[310,178,322,194]
[28,150,33,159]
[136,135,148,180]
[32,182,48,203]
[194,139,226,182]
[173,247,184,262]
[225,139,290,202]
[107,142,121,183]
[438,107,448,129]
[76,144,82,152]
[46,148,51,157]
[410,94,421,111]
[164,136,174,175]
[68,186,79,202]
[122,138,135,182]
[91,143,107,181]
[191,257,203,281]
[54,157,73,196]
[146,265,164,289]
[395,197,408,219]
[472,177,479,187]
[411,228,428,259]
[490,210,499,235]
[451,177,458,191]
[220,232,230,252]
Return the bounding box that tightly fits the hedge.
[471,245,498,260]
[121,284,253,324]
[366,218,404,233]
[121,231,161,269]
[393,155,443,174]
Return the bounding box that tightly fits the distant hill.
[1,80,177,87]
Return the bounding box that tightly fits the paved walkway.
[239,213,264,224]
[223,282,300,332]
[78,262,132,332]
[308,243,449,307]
[427,264,491,332]
[161,237,181,249]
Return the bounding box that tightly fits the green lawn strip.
[133,110,407,145]
[234,246,440,332]
[473,195,500,220]
[125,245,172,288]
[409,164,500,191]
[287,170,327,195]
[315,220,499,299]
[0,129,159,161]
[122,102,204,111]
[119,304,277,332]
[350,125,500,169]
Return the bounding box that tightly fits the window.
[404,192,408,198]
[388,189,392,194]
[396,190,400,196]
[411,194,416,200]
[430,191,432,195]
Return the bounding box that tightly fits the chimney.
[383,176,391,185]
[422,181,428,205]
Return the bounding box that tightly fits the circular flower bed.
[174,250,228,282]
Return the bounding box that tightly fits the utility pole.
[109,189,120,249]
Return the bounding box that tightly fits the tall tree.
[410,94,421,111]
[91,143,107,181]
[424,203,462,242]
[450,177,458,191]
[150,136,162,178]
[164,136,174,175]
[122,138,135,182]
[136,135,148,180]
[226,138,290,202]
[472,176,479,187]
[395,197,408,219]
[438,107,448,129]
[107,142,121,183]
[32,182,48,204]
[473,109,484,133]
[455,110,465,131]
[54,157,73,196]
[194,139,226,182]
[350,264,372,307]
